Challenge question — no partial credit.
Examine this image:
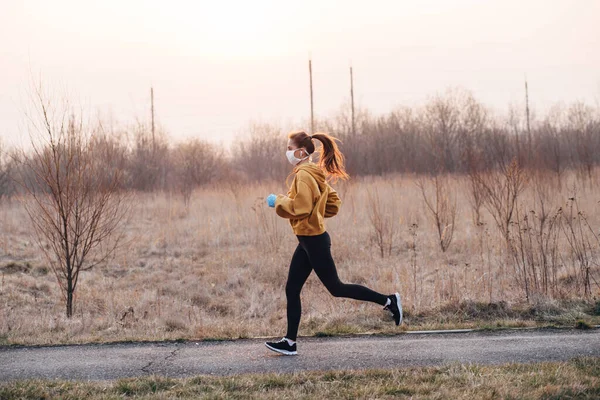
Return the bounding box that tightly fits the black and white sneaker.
[383,292,403,326]
[265,337,297,355]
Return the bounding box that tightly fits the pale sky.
[1,0,599,149]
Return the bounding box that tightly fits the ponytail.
[288,130,349,181]
[311,132,349,182]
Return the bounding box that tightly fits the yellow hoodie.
[274,161,341,236]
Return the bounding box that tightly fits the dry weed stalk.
[0,139,12,200]
[507,170,563,301]
[367,186,398,258]
[251,198,282,253]
[408,222,422,310]
[508,206,561,302]
[472,157,528,243]
[467,160,485,226]
[416,174,457,252]
[560,194,599,297]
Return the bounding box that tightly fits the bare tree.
[568,102,598,182]
[422,90,461,172]
[537,105,568,187]
[15,84,130,318]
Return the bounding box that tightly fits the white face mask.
[286,149,309,165]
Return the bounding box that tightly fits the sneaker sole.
[265,343,297,356]
[394,292,403,326]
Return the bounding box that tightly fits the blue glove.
[267,194,277,208]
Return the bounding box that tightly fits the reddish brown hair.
[288,131,349,181]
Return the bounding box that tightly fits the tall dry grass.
[0,170,599,345]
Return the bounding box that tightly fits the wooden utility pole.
[309,59,314,134]
[350,65,355,135]
[525,77,531,160]
[150,87,156,155]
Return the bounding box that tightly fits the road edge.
[1,324,599,350]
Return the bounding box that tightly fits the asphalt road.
[1,328,598,382]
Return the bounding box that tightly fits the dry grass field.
[1,171,599,345]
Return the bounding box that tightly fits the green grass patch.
[576,319,593,330]
[1,358,598,399]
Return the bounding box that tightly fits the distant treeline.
[1,88,599,199]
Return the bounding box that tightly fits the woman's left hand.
[267,194,277,207]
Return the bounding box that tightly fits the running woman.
[264,131,402,356]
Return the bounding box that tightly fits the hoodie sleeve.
[274,177,315,219]
[324,185,341,218]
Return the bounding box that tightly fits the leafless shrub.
[127,121,170,191]
[221,171,247,211]
[173,138,222,207]
[90,123,129,191]
[472,158,528,243]
[416,173,457,252]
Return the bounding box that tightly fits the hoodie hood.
[294,161,327,191]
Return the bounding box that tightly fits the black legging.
[285,231,388,341]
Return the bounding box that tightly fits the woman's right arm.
[274,175,315,219]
